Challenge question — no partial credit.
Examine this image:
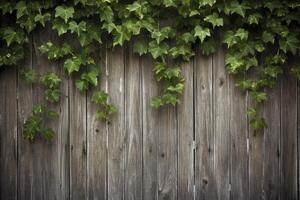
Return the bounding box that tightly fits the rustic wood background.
[0,28,299,200]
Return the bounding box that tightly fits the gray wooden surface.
[0,31,299,200]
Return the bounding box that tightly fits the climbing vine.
[0,0,300,141]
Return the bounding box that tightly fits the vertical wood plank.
[212,49,230,200]
[69,46,87,200]
[86,46,107,199]
[280,70,297,199]
[262,83,281,199]
[194,53,216,199]
[230,66,249,199]
[124,42,143,200]
[18,26,69,200]
[157,63,177,200]
[107,46,125,200]
[177,61,194,200]
[248,89,263,199]
[0,67,18,200]
[142,55,158,200]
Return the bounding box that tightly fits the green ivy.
[1,0,300,141]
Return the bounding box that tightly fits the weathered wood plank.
[107,46,126,200]
[157,62,177,200]
[262,83,281,199]
[86,46,107,199]
[142,55,158,200]
[248,88,263,199]
[230,69,249,199]
[124,42,143,200]
[212,49,230,200]
[280,70,297,199]
[0,67,18,200]
[18,26,69,200]
[194,52,216,199]
[69,48,87,200]
[177,60,194,200]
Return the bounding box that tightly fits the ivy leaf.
[55,6,74,23]
[250,117,267,130]
[151,96,163,108]
[262,31,275,44]
[23,115,42,141]
[64,56,82,75]
[148,41,169,59]
[0,28,27,47]
[41,72,61,89]
[15,1,27,19]
[279,34,299,55]
[204,13,223,28]
[75,79,88,92]
[52,19,69,36]
[92,91,108,105]
[0,2,14,14]
[41,128,54,141]
[113,26,130,46]
[223,31,237,48]
[224,0,248,17]
[235,28,248,40]
[225,53,243,74]
[247,13,262,25]
[250,91,267,103]
[167,83,184,94]
[199,0,216,7]
[69,21,86,36]
[151,27,175,44]
[45,89,60,103]
[133,41,148,56]
[34,13,51,27]
[194,25,210,43]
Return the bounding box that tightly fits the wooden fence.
[0,28,299,200]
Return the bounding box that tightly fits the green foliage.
[23,105,58,141]
[92,91,117,120]
[1,0,300,139]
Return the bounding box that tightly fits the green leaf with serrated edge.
[45,89,60,103]
[247,13,262,25]
[151,96,163,108]
[34,13,51,27]
[55,6,74,23]
[262,31,275,44]
[148,41,169,59]
[64,57,82,75]
[204,13,223,28]
[52,19,69,36]
[69,21,86,36]
[133,41,148,56]
[199,0,216,7]
[194,25,210,42]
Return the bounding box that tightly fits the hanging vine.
[0,0,300,141]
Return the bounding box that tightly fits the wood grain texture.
[157,62,177,200]
[177,60,194,200]
[280,70,298,200]
[229,64,249,199]
[213,49,230,200]
[106,46,126,200]
[18,26,69,200]
[142,55,159,200]
[194,52,216,200]
[124,42,143,200]
[2,40,300,200]
[0,67,17,200]
[69,46,87,200]
[263,83,281,199]
[86,46,107,200]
